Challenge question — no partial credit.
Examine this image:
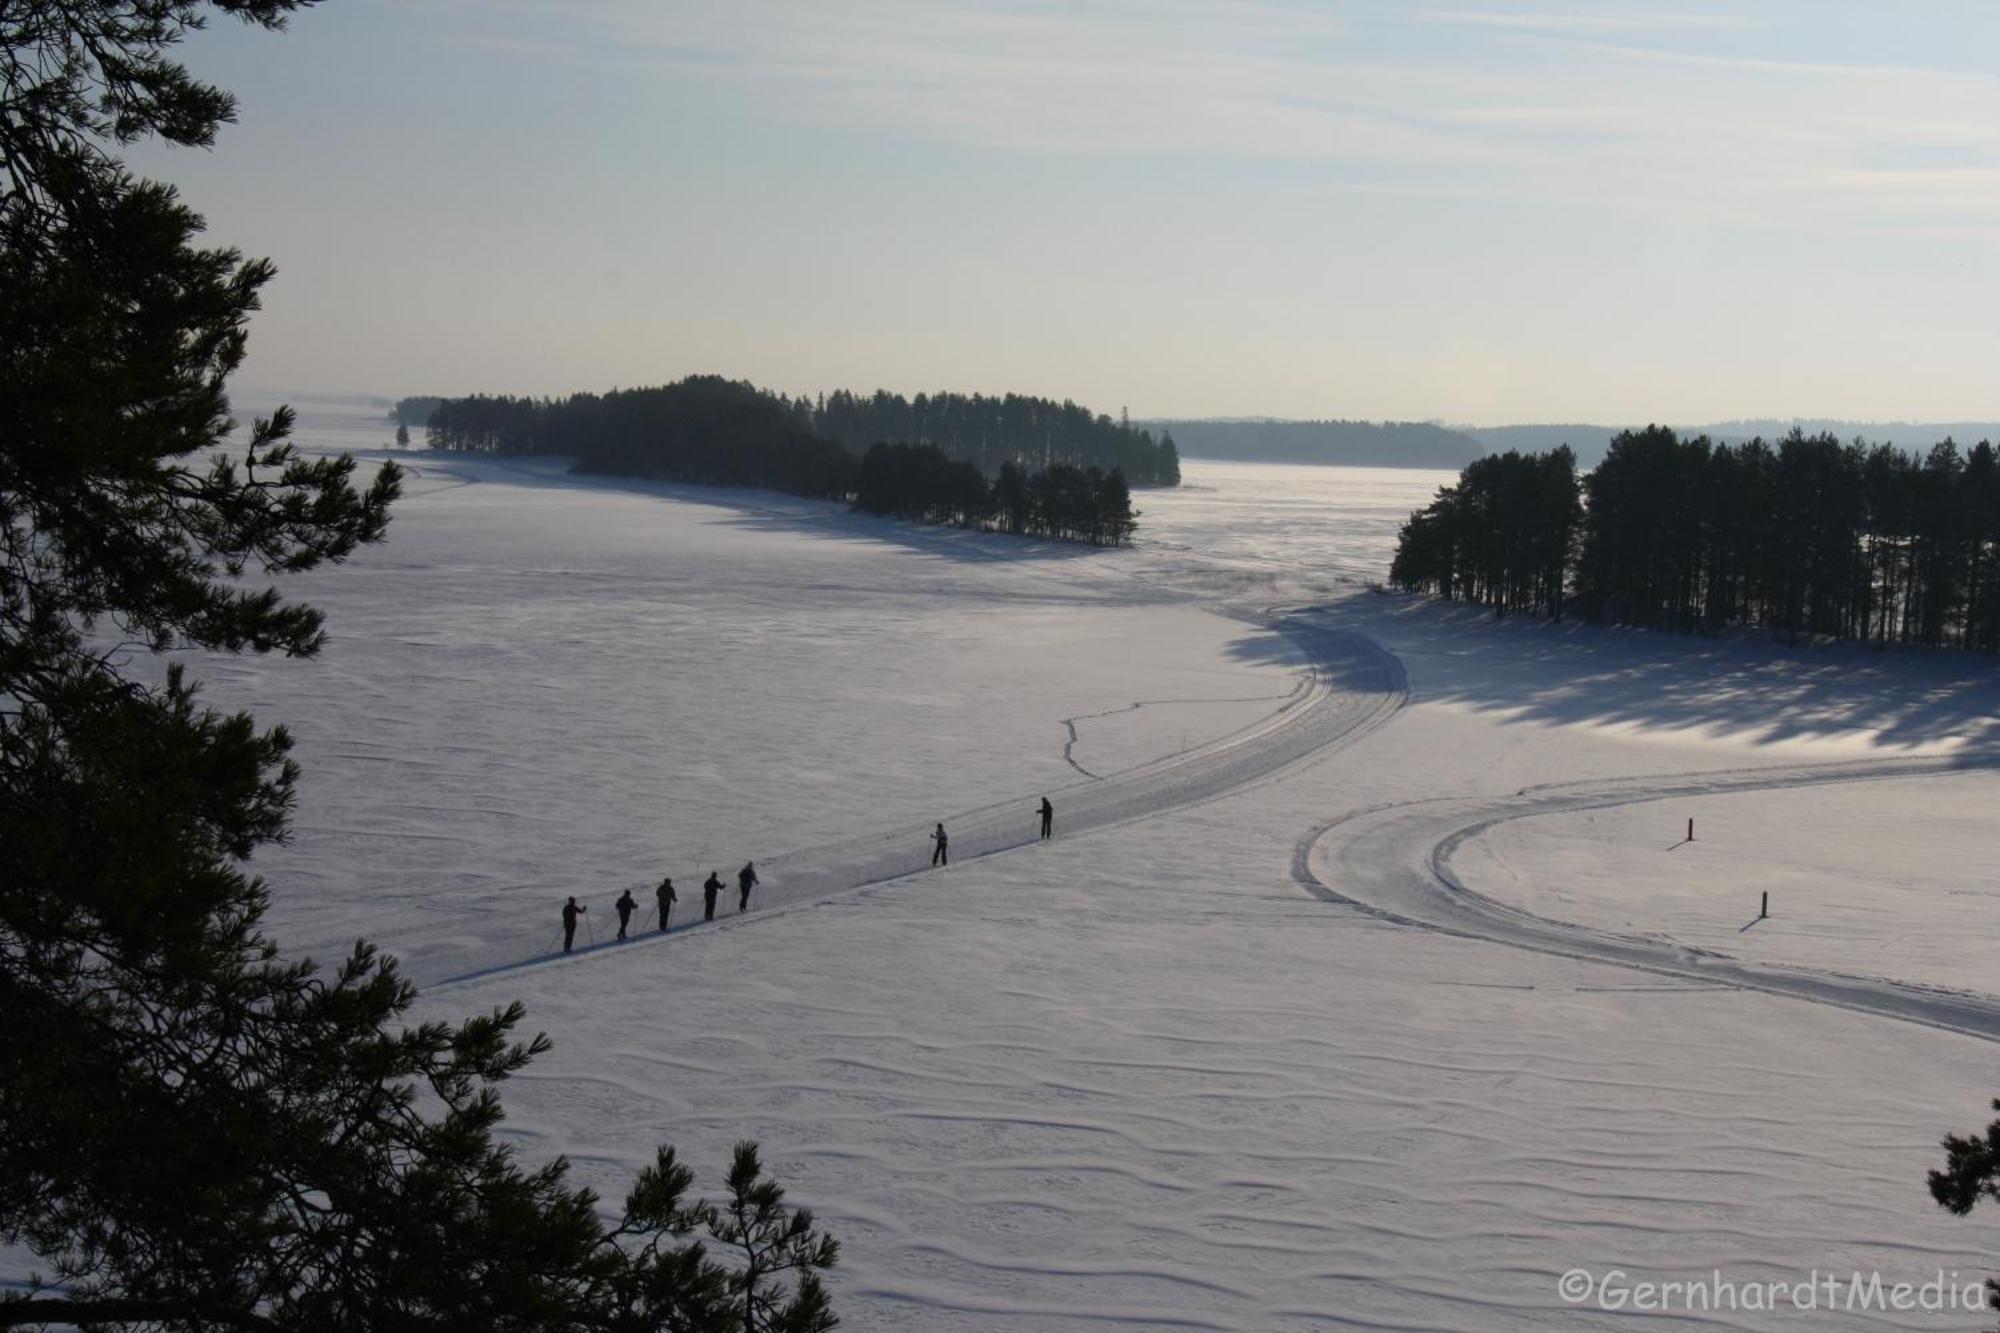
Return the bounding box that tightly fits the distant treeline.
[1464,420,2000,471]
[423,376,1140,545]
[420,377,1178,486]
[854,445,1137,546]
[822,390,1178,486]
[389,395,443,427]
[1139,418,1483,470]
[429,379,857,495]
[1392,426,2000,650]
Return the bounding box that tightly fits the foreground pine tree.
[0,4,836,1328]
[1931,1100,2000,1321]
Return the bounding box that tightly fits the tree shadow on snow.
[400,451,1111,567]
[1220,616,1410,696]
[706,494,1107,567]
[1351,594,2000,752]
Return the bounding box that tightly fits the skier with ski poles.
[561,896,586,952]
[656,875,677,931]
[614,888,637,940]
[737,861,759,913]
[931,822,948,867]
[1037,796,1053,840]
[703,871,723,921]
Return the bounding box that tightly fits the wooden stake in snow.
[1760,891,1768,920]
[1687,817,1694,842]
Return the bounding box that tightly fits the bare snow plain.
[125,398,2000,1326]
[1452,773,2000,998]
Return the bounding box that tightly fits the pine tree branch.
[0,1295,281,1330]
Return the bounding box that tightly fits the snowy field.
[1449,771,2000,997]
[120,396,2000,1327]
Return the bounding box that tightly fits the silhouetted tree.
[994,460,1030,535]
[1390,448,1580,618]
[814,388,1179,486]
[424,381,1182,492]
[1929,1098,2000,1320]
[390,395,444,428]
[1393,426,2000,649]
[852,446,1135,546]
[0,5,837,1329]
[426,379,857,499]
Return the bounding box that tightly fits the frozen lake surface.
[100,394,2000,1328]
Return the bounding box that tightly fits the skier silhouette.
[736,861,759,912]
[703,871,723,921]
[561,896,585,952]
[931,822,948,867]
[656,876,677,931]
[614,889,637,940]
[1038,796,1053,840]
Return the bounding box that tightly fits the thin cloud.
[1421,8,1758,33]
[1558,36,1939,79]
[429,0,2000,238]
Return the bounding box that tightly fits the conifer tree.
[0,4,837,1328]
[1930,1099,2000,1319]
[1391,428,2000,648]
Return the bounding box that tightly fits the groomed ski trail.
[1295,751,2000,1042]
[430,609,1408,991]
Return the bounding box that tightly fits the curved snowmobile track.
[1294,750,2000,1042]
[430,609,1407,990]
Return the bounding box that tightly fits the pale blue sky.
[141,1,2000,423]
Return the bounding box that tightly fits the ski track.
[1059,683,1308,780]
[428,609,1409,991]
[434,601,2000,1048]
[1293,733,2000,1042]
[381,464,2000,1038]
[259,441,2000,1328]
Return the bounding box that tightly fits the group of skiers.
[560,860,758,952]
[558,796,1057,953]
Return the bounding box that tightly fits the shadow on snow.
[386,449,1113,568]
[1347,592,2000,752]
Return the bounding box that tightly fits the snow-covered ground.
[1450,770,2000,997]
[127,396,2000,1326]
